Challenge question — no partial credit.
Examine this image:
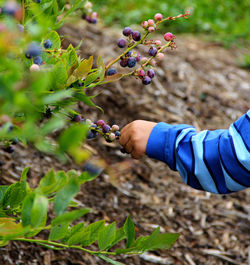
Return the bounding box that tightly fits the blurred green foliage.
[94,0,250,46]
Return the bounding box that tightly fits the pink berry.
[155,40,162,45]
[30,64,40,72]
[92,12,98,18]
[148,26,155,33]
[136,52,141,62]
[141,57,148,64]
[148,19,155,26]
[97,120,105,127]
[154,13,163,21]
[112,125,119,131]
[138,69,145,77]
[156,52,165,60]
[141,21,148,29]
[164,32,174,41]
[109,133,116,141]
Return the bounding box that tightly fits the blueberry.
[125,51,132,57]
[43,39,52,49]
[33,0,41,3]
[87,130,96,139]
[2,2,19,16]
[127,57,137,68]
[91,18,97,24]
[132,31,141,41]
[148,46,158,57]
[117,38,127,48]
[120,59,128,67]
[147,69,155,79]
[123,27,133,36]
[25,42,42,58]
[72,115,82,122]
[115,131,120,137]
[90,124,97,129]
[11,138,19,145]
[102,124,110,133]
[142,76,151,85]
[33,56,42,65]
[107,68,117,76]
[45,108,52,118]
[82,162,102,176]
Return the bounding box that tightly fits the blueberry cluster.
[137,68,155,85]
[82,1,98,24]
[72,115,120,143]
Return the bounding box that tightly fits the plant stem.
[15,238,117,255]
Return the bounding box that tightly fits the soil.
[0,20,249,265]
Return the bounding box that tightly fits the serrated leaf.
[97,254,125,265]
[68,220,105,246]
[98,222,116,251]
[54,178,80,216]
[31,194,48,228]
[49,222,70,241]
[124,215,135,248]
[51,208,90,226]
[43,31,61,50]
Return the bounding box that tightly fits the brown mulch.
[0,20,249,265]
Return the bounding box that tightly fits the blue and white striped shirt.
[146,110,250,194]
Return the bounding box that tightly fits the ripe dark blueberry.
[8,124,14,132]
[107,68,117,76]
[148,46,158,57]
[127,57,137,68]
[43,39,52,49]
[87,130,96,139]
[25,42,42,58]
[142,76,151,85]
[3,146,14,153]
[117,38,127,48]
[82,162,102,176]
[91,18,97,24]
[120,59,128,67]
[147,69,155,79]
[73,115,82,122]
[123,27,133,36]
[45,108,52,118]
[132,31,141,41]
[33,56,42,65]
[102,124,110,133]
[115,131,120,137]
[2,2,19,16]
[85,15,92,23]
[125,51,132,57]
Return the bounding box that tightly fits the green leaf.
[78,171,101,183]
[96,254,125,265]
[97,56,105,82]
[49,222,70,241]
[0,218,27,239]
[0,186,8,204]
[74,92,103,113]
[65,44,78,68]
[51,61,68,88]
[2,181,26,210]
[51,208,90,226]
[31,194,48,228]
[43,31,61,50]
[101,73,123,84]
[43,89,73,104]
[123,215,135,248]
[40,117,65,136]
[61,222,85,244]
[108,227,126,250]
[58,123,89,153]
[21,193,35,227]
[84,70,100,87]
[98,222,116,251]
[54,178,80,216]
[68,220,105,246]
[20,167,30,182]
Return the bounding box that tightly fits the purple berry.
[115,131,121,137]
[91,18,97,24]
[107,68,117,76]
[2,2,20,16]
[120,59,128,67]
[142,76,151,85]
[147,69,155,79]
[73,115,82,122]
[43,39,52,49]
[102,124,111,133]
[82,162,102,176]
[117,38,127,48]
[127,57,137,68]
[138,69,145,77]
[136,53,141,62]
[123,27,133,36]
[132,31,141,41]
[33,56,42,65]
[97,120,105,127]
[148,46,158,57]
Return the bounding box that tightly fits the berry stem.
[105,32,150,70]
[155,11,190,27]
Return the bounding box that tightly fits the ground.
[0,20,249,265]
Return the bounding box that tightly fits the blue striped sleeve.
[146,110,250,194]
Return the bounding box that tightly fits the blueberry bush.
[0,0,189,263]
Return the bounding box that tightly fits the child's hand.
[119,120,157,159]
